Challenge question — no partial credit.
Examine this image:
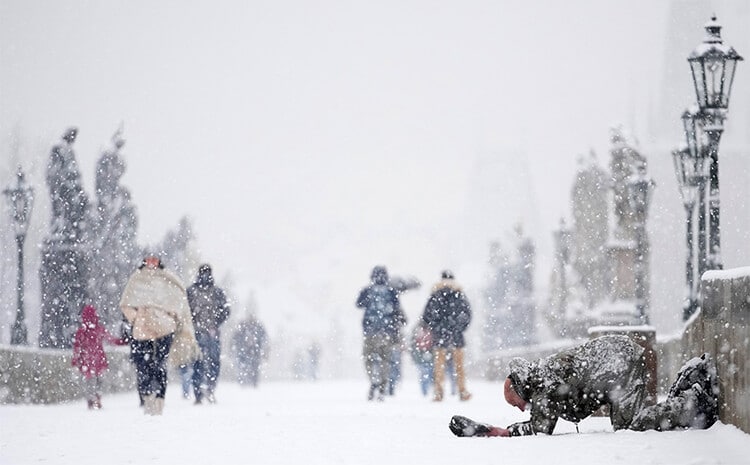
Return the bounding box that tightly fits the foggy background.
[1,1,748,374]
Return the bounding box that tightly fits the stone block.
[730,275,750,325]
[700,274,727,320]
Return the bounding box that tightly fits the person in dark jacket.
[356,265,407,401]
[422,270,472,401]
[385,274,420,396]
[450,335,646,436]
[449,335,719,437]
[187,264,231,404]
[231,314,268,387]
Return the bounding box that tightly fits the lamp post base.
[10,319,28,345]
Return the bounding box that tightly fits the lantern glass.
[10,191,29,236]
[723,57,738,106]
[681,109,700,158]
[689,53,731,109]
[13,193,25,220]
[672,148,700,207]
[4,170,33,237]
[672,148,689,188]
[707,56,724,107]
[689,59,708,109]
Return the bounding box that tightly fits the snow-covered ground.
[2,379,749,465]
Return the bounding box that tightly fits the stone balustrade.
[0,345,135,404]
[689,267,750,433]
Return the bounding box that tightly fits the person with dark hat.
[449,335,719,437]
[449,335,646,436]
[187,264,231,404]
[422,270,472,402]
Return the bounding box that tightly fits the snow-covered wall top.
[703,266,750,281]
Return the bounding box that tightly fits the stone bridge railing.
[687,267,749,433]
[0,345,135,404]
[0,342,250,404]
[655,266,750,434]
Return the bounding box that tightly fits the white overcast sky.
[1,1,748,331]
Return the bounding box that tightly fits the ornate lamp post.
[626,164,654,325]
[687,15,743,271]
[3,167,34,345]
[672,140,705,321]
[681,106,711,287]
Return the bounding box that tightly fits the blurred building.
[545,127,652,338]
[482,225,537,351]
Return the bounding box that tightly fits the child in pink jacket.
[71,305,124,409]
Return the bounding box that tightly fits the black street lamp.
[672,140,705,321]
[626,164,654,325]
[687,15,743,271]
[680,107,710,289]
[3,167,34,345]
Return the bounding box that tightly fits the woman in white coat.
[120,255,199,415]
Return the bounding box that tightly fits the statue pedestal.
[607,241,636,300]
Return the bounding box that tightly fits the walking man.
[187,264,231,404]
[231,314,268,387]
[356,265,407,401]
[422,270,472,402]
